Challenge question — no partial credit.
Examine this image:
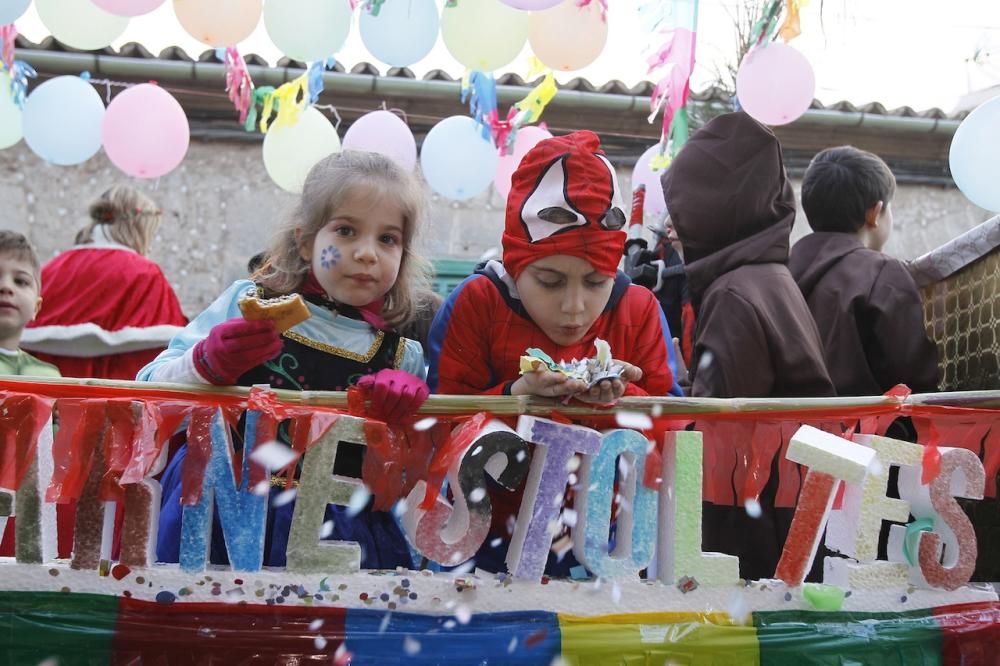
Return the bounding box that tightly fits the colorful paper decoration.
[403,420,529,566]
[573,429,658,578]
[507,416,602,580]
[642,0,698,150]
[286,415,368,574]
[656,431,739,585]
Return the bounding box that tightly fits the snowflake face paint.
[320,246,341,270]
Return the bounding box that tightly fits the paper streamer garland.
[508,417,602,581]
[573,429,658,579]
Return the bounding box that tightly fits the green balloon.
[0,72,23,150]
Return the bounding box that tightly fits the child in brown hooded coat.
[661,111,835,580]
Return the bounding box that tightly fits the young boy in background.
[0,231,59,378]
[789,146,939,396]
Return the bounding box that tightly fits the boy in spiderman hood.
[427,130,681,575]
[429,130,681,401]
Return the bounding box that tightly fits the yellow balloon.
[174,0,263,48]
[263,107,341,194]
[441,0,529,72]
[36,0,128,51]
[528,0,607,72]
[0,72,22,150]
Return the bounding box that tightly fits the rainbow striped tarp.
[2,592,998,665]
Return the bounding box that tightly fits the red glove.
[193,318,283,385]
[356,369,430,424]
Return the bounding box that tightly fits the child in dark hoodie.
[789,146,939,396]
[661,111,835,581]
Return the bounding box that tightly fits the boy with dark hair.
[661,112,834,581]
[790,146,938,395]
[0,231,59,378]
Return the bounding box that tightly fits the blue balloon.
[23,76,105,166]
[360,0,439,68]
[420,115,498,201]
[0,0,31,25]
[949,95,1000,212]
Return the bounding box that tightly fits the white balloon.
[23,75,105,165]
[0,0,31,24]
[36,0,129,50]
[360,0,439,68]
[263,107,342,193]
[420,116,498,201]
[263,0,352,63]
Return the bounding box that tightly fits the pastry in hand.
[238,291,311,332]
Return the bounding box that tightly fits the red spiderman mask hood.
[502,130,627,279]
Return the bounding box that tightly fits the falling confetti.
[393,498,408,517]
[320,520,335,539]
[615,411,653,430]
[726,591,750,624]
[314,637,327,650]
[346,485,372,517]
[443,619,457,629]
[565,455,581,473]
[611,582,622,604]
[252,480,270,496]
[744,498,762,519]
[507,637,519,654]
[697,351,715,372]
[249,441,299,470]
[451,559,476,575]
[403,636,421,656]
[413,417,438,432]
[469,487,486,503]
[455,604,472,624]
[272,488,297,507]
[309,619,324,631]
[378,612,392,633]
[333,643,352,666]
[490,537,503,548]
[651,403,664,417]
[561,508,578,527]
[617,456,632,481]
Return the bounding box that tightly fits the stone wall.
[0,139,990,318]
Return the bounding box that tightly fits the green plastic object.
[802,583,845,612]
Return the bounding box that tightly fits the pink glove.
[193,318,283,385]
[356,369,430,424]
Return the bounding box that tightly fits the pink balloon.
[91,0,166,16]
[631,145,667,218]
[102,84,189,178]
[342,110,417,172]
[493,126,552,198]
[500,0,562,9]
[736,43,816,126]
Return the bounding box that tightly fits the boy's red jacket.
[428,261,681,397]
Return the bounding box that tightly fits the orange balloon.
[528,0,607,72]
[173,0,263,47]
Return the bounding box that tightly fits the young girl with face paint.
[138,151,431,569]
[427,131,681,575]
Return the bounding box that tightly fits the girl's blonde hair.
[256,150,432,330]
[76,185,162,256]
